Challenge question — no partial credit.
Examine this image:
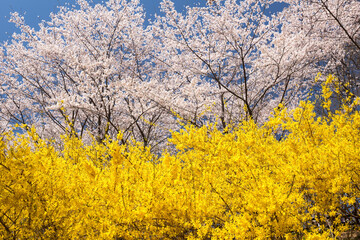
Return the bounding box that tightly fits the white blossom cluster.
[0,0,359,150]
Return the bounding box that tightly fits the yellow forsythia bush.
[1,75,360,239]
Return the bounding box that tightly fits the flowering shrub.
[1,75,360,239]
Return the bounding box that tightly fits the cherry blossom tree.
[152,0,359,126]
[152,0,284,126]
[276,0,360,101]
[0,0,176,149]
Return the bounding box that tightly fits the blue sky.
[0,0,204,42]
